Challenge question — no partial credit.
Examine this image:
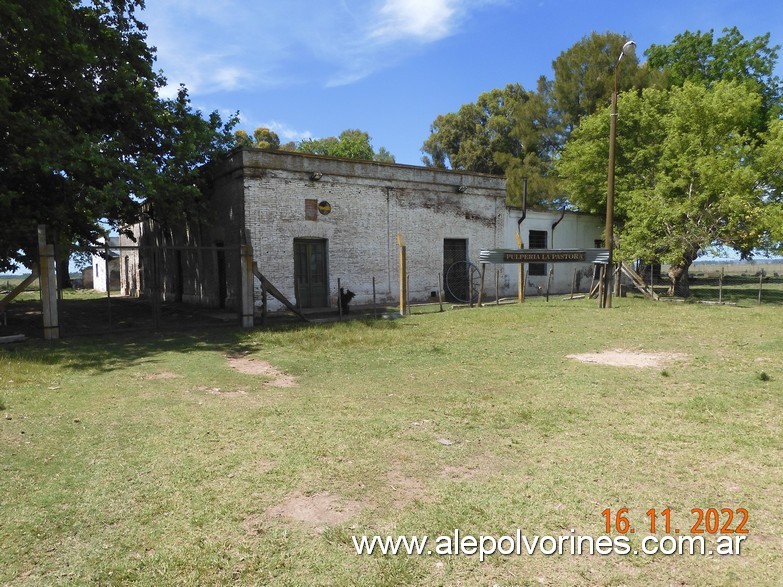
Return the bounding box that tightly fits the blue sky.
[140,0,783,167]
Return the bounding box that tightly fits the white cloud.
[213,66,250,91]
[142,1,503,93]
[323,0,473,86]
[143,1,275,96]
[370,0,458,42]
[261,121,313,143]
[155,51,256,98]
[236,118,313,144]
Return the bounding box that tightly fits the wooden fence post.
[338,277,343,320]
[240,243,254,328]
[105,241,112,329]
[546,266,553,302]
[478,263,486,306]
[598,265,606,308]
[438,273,444,312]
[570,268,577,299]
[397,234,406,316]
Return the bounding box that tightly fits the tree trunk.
[666,246,699,297]
[52,231,72,290]
[57,258,72,289]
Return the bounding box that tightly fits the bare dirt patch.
[567,349,688,368]
[252,459,275,475]
[387,465,431,508]
[265,491,363,531]
[242,513,264,536]
[203,387,247,398]
[439,453,503,481]
[227,354,297,387]
[440,464,487,480]
[142,371,180,380]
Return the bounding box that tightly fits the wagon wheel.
[445,261,481,303]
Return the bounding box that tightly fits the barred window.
[528,230,547,276]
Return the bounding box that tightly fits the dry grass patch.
[265,491,364,531]
[386,464,432,509]
[226,353,297,387]
[201,386,247,397]
[141,370,180,380]
[439,455,502,481]
[567,348,689,368]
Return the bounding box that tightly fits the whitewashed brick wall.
[216,150,507,311]
[203,149,605,313]
[505,209,605,296]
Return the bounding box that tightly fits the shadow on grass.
[0,329,243,373]
[688,276,783,305]
[1,296,242,340]
[0,310,402,373]
[2,296,404,337]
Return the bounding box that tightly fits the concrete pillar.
[37,225,59,340]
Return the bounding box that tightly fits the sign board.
[480,248,609,265]
[318,201,332,215]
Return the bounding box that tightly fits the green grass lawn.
[1,297,781,586]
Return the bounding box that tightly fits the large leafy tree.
[234,127,396,162]
[557,81,782,296]
[234,127,283,150]
[297,129,395,162]
[147,86,237,224]
[0,0,236,273]
[253,127,281,150]
[646,27,782,119]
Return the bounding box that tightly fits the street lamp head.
[620,40,636,59]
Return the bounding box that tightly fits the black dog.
[340,288,356,314]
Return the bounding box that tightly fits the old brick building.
[122,148,602,314]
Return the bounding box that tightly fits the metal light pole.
[601,40,636,309]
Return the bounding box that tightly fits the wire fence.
[11,253,777,339]
[1,243,246,339]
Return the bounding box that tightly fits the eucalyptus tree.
[551,31,651,135]
[421,83,559,206]
[421,84,527,174]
